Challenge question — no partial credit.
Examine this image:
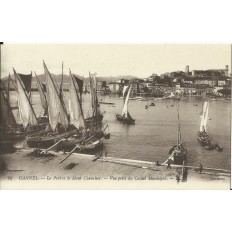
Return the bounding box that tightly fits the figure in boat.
[116,84,135,125]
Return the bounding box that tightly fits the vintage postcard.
[0,44,231,189]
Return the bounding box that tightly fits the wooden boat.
[26,61,71,148]
[85,114,103,127]
[198,101,212,146]
[149,102,155,106]
[116,113,135,125]
[75,138,103,151]
[99,101,115,105]
[1,70,47,141]
[59,71,109,151]
[215,144,223,152]
[168,144,187,165]
[26,128,78,148]
[166,100,187,165]
[204,144,215,150]
[116,85,135,125]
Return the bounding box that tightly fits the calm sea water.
[10,92,231,170]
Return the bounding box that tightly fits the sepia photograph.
[0,44,231,189]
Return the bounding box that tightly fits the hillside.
[1,73,141,89]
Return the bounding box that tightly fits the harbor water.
[10,92,231,170]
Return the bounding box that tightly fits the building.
[97,81,106,91]
[217,78,227,86]
[194,78,217,87]
[191,65,229,77]
[109,82,117,94]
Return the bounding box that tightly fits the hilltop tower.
[185,65,189,75]
[225,65,229,76]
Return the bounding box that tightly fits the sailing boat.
[85,73,104,127]
[116,85,135,124]
[166,100,187,165]
[26,61,77,148]
[2,69,46,141]
[60,70,105,151]
[198,101,211,146]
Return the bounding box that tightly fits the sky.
[1,44,231,78]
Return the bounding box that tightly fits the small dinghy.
[215,144,223,152]
[204,144,215,150]
[116,85,135,125]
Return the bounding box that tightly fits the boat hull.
[215,144,223,152]
[168,145,187,165]
[26,129,78,148]
[116,114,135,125]
[6,124,47,141]
[85,114,103,127]
[198,131,211,146]
[75,138,103,151]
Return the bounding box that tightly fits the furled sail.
[43,61,69,131]
[13,69,38,128]
[69,71,85,130]
[122,85,131,117]
[35,73,48,110]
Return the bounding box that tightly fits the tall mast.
[177,100,181,146]
[60,61,64,99]
[9,74,17,92]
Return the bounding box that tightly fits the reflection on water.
[10,91,231,170]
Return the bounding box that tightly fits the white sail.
[14,69,38,128]
[44,62,69,131]
[200,101,208,132]
[69,71,85,130]
[203,101,209,132]
[122,85,131,117]
[122,85,129,99]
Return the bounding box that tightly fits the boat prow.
[198,131,212,146]
[75,138,103,151]
[168,144,187,165]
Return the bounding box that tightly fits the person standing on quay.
[199,164,203,174]
[167,159,171,169]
